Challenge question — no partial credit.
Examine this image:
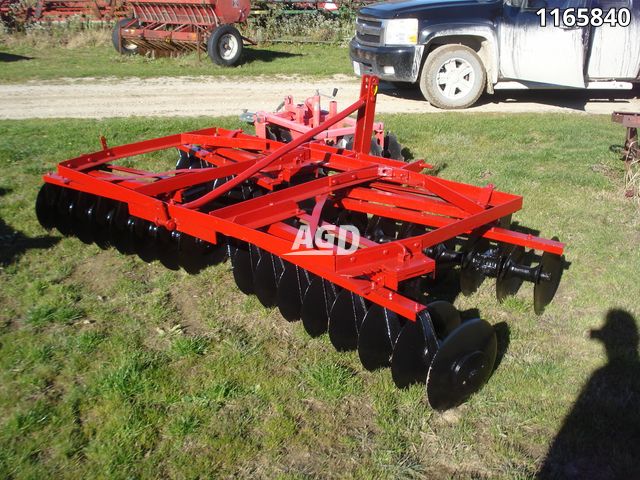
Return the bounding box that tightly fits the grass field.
[0,30,352,83]
[0,113,639,479]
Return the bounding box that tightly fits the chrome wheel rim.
[436,57,475,100]
[219,33,239,60]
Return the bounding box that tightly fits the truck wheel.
[112,18,139,55]
[419,45,486,109]
[207,25,243,67]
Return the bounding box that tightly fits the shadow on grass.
[0,187,59,266]
[0,217,60,267]
[481,89,638,112]
[537,309,640,479]
[0,52,33,62]
[378,80,639,112]
[493,321,510,372]
[242,48,302,65]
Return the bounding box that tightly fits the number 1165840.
[536,7,632,27]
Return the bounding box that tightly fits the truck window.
[595,0,630,8]
[523,0,587,9]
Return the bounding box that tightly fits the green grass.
[0,34,352,83]
[0,113,639,478]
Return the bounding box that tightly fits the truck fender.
[418,24,499,90]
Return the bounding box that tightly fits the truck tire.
[419,44,486,109]
[207,25,243,67]
[112,18,139,55]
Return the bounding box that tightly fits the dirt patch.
[70,250,122,296]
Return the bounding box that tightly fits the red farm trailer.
[35,75,566,410]
[0,0,126,23]
[112,0,251,65]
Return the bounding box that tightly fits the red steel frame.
[253,91,386,147]
[41,75,564,320]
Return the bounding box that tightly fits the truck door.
[587,0,640,79]
[499,0,590,87]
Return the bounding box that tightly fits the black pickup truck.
[350,0,640,109]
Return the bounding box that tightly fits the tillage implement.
[35,75,566,410]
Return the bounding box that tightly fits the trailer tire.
[208,25,243,67]
[419,44,486,109]
[112,18,139,55]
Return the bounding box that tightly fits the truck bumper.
[349,38,423,83]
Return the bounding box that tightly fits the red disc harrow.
[35,75,566,410]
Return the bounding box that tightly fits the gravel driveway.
[1,75,638,119]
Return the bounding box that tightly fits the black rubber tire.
[112,18,139,55]
[207,25,243,67]
[419,44,486,110]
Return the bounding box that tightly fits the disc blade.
[534,243,564,315]
[157,229,181,270]
[460,237,490,296]
[384,133,404,161]
[336,210,368,236]
[54,188,76,236]
[93,197,113,249]
[72,193,95,244]
[328,290,368,351]
[391,311,439,388]
[301,277,338,337]
[35,183,59,230]
[108,204,135,255]
[496,245,525,303]
[203,237,227,266]
[254,250,284,308]
[232,244,258,294]
[276,263,310,321]
[426,301,461,339]
[357,305,402,371]
[132,219,158,264]
[178,234,207,274]
[426,318,497,411]
[365,216,397,243]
